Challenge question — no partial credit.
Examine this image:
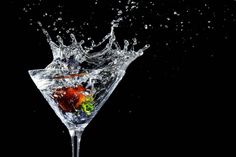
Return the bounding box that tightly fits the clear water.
[29,19,149,130]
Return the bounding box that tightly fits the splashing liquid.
[29,19,149,129]
[38,19,149,70]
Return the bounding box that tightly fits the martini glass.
[29,23,149,157]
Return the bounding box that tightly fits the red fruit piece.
[75,85,85,92]
[75,93,86,109]
[53,87,76,112]
[53,86,87,112]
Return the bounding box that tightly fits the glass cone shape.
[29,68,125,130]
[29,22,149,157]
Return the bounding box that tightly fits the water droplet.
[22,8,28,12]
[43,12,48,17]
[118,10,123,16]
[150,1,155,6]
[173,11,180,16]
[144,24,148,29]
[132,38,137,45]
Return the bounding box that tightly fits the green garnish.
[81,102,94,115]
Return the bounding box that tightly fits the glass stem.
[69,130,82,157]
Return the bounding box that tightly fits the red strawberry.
[53,86,87,112]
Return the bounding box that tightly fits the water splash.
[29,19,150,129]
[38,19,149,71]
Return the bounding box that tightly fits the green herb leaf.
[81,102,94,115]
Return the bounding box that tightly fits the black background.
[3,0,235,156]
